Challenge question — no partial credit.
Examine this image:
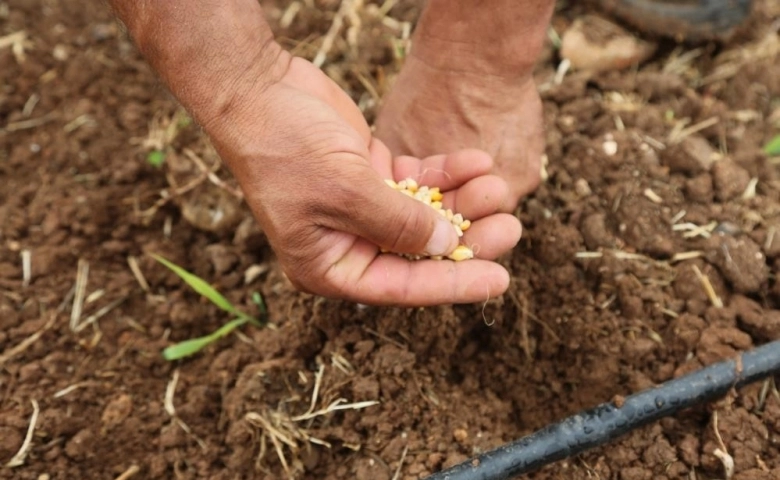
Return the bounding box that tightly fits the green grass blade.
[162,317,249,360]
[765,135,780,156]
[151,254,238,316]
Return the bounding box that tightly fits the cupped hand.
[202,55,522,306]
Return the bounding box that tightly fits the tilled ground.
[1,1,779,479]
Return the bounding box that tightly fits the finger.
[367,138,394,180]
[460,213,522,260]
[322,167,460,257]
[393,149,494,190]
[441,175,509,220]
[348,254,512,306]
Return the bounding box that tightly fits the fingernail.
[424,217,458,256]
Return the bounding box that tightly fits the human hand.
[204,56,522,306]
[376,58,546,212]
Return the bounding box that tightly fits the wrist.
[114,0,290,128]
[410,0,554,79]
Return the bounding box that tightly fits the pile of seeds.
[384,178,474,261]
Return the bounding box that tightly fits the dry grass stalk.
[246,364,379,478]
[670,209,687,225]
[114,465,140,480]
[279,1,302,29]
[662,46,703,76]
[21,249,30,287]
[85,289,105,305]
[345,0,364,50]
[74,296,128,333]
[553,58,570,85]
[701,31,779,86]
[612,251,648,261]
[712,411,734,479]
[540,154,549,182]
[692,265,723,308]
[53,381,99,399]
[133,162,216,220]
[671,251,704,263]
[63,114,96,133]
[165,369,207,451]
[575,251,604,259]
[643,188,663,204]
[69,259,90,331]
[673,221,718,239]
[133,109,189,152]
[668,117,719,144]
[331,352,355,375]
[0,312,58,367]
[1,112,57,134]
[313,0,353,67]
[164,369,180,417]
[639,133,667,151]
[603,91,645,113]
[292,398,379,422]
[741,178,758,201]
[127,255,150,291]
[661,308,679,318]
[5,399,40,467]
[183,149,243,199]
[765,227,776,252]
[0,30,31,63]
[377,0,399,17]
[362,326,406,349]
[391,445,409,480]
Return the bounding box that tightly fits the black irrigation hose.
[425,340,780,480]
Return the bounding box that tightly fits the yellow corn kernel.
[448,245,474,262]
[385,177,474,262]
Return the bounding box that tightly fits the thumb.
[354,179,461,256]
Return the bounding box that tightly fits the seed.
[448,245,474,262]
[385,177,474,262]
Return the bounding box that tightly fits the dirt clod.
[706,235,768,294]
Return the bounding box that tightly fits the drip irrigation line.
[425,340,780,480]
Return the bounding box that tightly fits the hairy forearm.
[108,0,289,127]
[412,0,555,77]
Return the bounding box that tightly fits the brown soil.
[2,1,780,479]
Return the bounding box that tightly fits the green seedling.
[146,150,166,168]
[765,135,780,156]
[151,254,266,361]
